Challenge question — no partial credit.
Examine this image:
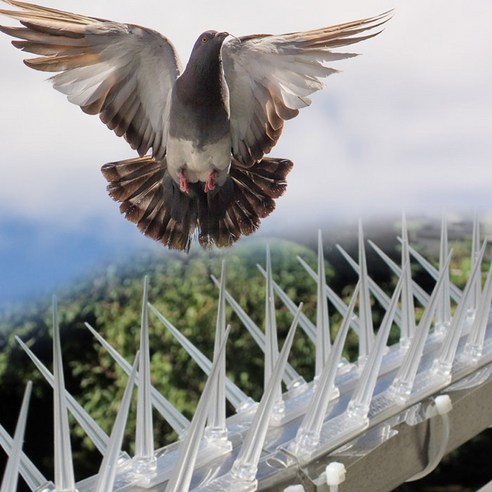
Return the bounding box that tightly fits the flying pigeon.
[0,1,391,251]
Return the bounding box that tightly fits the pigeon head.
[190,30,229,58]
[178,30,230,90]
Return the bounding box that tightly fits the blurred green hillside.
[0,236,490,491]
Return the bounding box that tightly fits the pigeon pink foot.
[204,169,217,193]
[179,169,189,193]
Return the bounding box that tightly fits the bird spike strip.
[2,217,492,492]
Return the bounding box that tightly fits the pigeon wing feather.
[222,11,392,167]
[0,0,181,158]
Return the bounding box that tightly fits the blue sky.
[0,0,491,306]
[0,218,149,306]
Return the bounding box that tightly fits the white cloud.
[0,0,491,235]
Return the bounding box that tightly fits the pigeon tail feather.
[101,155,293,251]
[101,155,197,251]
[197,157,293,248]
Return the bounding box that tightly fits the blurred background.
[0,0,491,306]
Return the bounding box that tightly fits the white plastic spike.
[347,268,405,419]
[389,252,453,401]
[205,261,228,442]
[403,239,463,303]
[465,261,492,361]
[0,423,51,491]
[0,381,32,492]
[210,274,304,389]
[264,246,281,407]
[2,220,490,492]
[316,230,331,377]
[336,244,403,328]
[15,336,122,459]
[166,326,232,492]
[84,322,189,436]
[469,214,481,317]
[257,263,317,343]
[357,220,375,361]
[52,296,76,492]
[433,242,487,376]
[368,240,430,307]
[148,304,254,412]
[95,353,140,492]
[435,215,452,334]
[231,305,302,483]
[295,282,360,453]
[400,214,416,345]
[296,256,361,335]
[135,276,156,467]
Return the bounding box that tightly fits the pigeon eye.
[201,36,208,43]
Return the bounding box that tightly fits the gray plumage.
[0,0,391,250]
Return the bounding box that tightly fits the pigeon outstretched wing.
[0,0,181,158]
[222,11,391,167]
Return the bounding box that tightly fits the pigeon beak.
[215,31,229,40]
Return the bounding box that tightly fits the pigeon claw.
[179,169,190,194]
[204,169,217,193]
